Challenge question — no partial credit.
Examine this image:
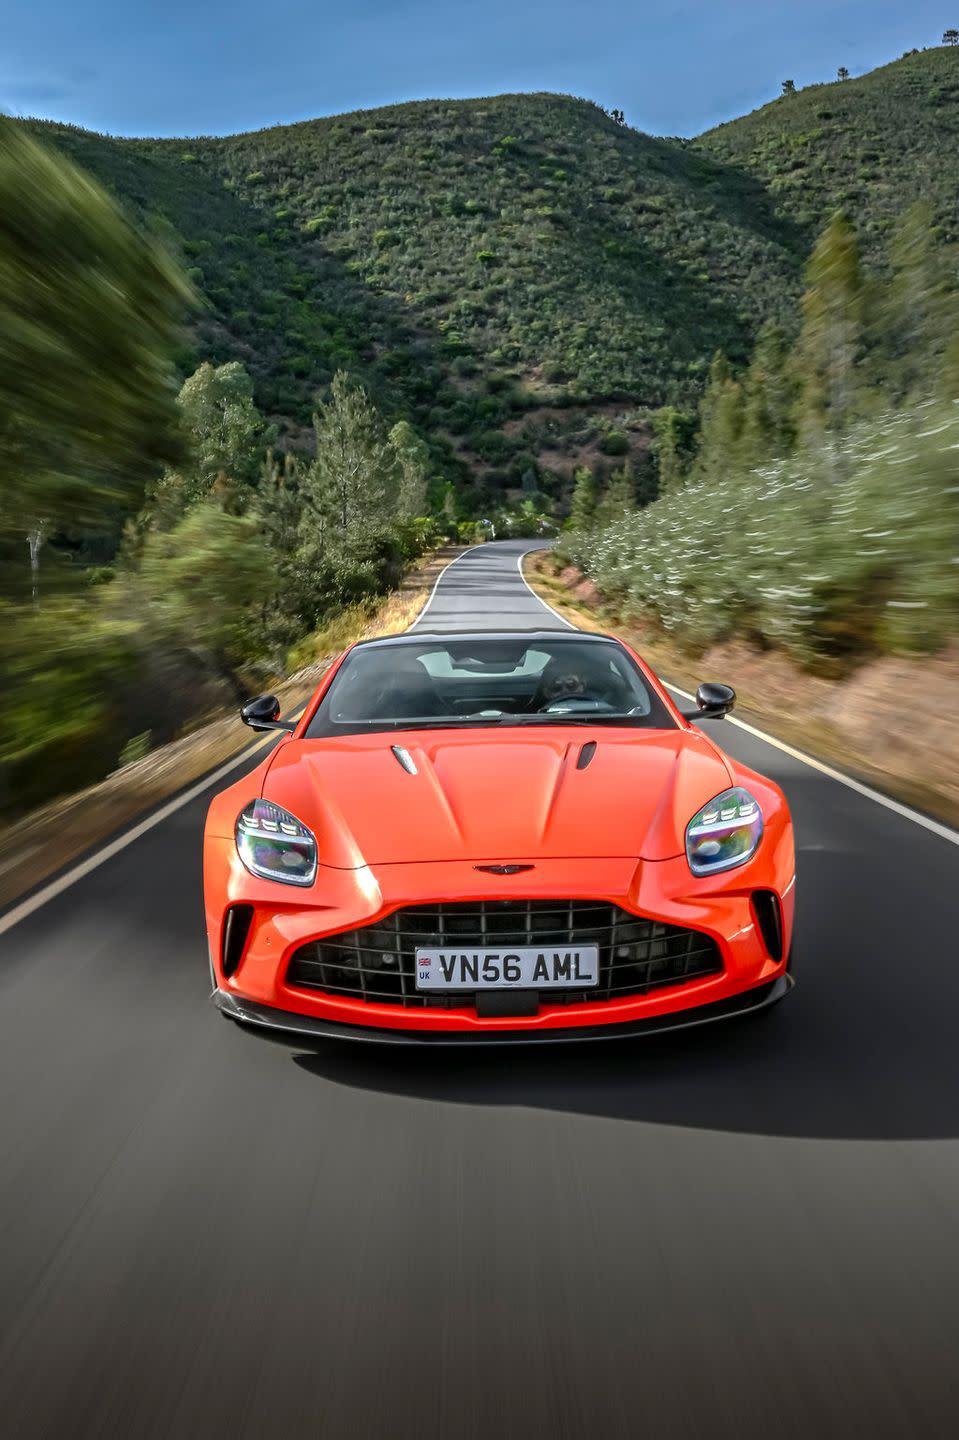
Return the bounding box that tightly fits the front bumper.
[204,850,796,1038]
[214,973,793,1045]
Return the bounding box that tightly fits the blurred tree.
[880,202,956,397]
[793,212,864,439]
[137,503,271,675]
[389,421,430,517]
[651,407,696,496]
[838,66,850,80]
[689,352,746,482]
[782,80,797,95]
[596,462,636,527]
[0,119,192,595]
[568,466,598,529]
[943,29,959,45]
[741,321,797,461]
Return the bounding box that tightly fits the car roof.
[349,629,624,650]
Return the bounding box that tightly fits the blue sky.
[1,1,952,138]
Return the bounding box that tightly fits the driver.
[532,654,620,709]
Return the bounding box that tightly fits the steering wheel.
[535,695,616,714]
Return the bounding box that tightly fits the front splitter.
[212,974,793,1046]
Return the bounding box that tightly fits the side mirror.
[241,694,295,733]
[684,682,735,722]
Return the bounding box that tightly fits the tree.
[651,407,696,496]
[305,371,398,534]
[781,79,796,95]
[689,352,746,483]
[878,202,956,398]
[0,119,192,596]
[137,503,271,674]
[742,321,797,462]
[792,212,864,440]
[943,29,959,46]
[568,466,598,529]
[838,66,850,80]
[151,362,266,527]
[596,463,636,527]
[388,421,430,518]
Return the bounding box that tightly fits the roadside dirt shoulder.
[524,550,959,829]
[0,547,466,912]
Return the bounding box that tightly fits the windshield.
[305,636,675,737]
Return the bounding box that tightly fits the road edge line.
[661,680,959,847]
[520,551,959,847]
[516,548,579,629]
[406,544,485,630]
[0,731,280,939]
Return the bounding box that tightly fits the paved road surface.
[2,540,958,1438]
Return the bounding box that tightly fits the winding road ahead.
[2,540,958,1438]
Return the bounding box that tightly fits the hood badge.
[474,864,535,876]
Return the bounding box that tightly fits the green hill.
[31,95,804,496]
[27,48,959,497]
[697,47,959,255]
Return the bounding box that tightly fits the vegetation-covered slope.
[32,94,806,492]
[697,47,959,255]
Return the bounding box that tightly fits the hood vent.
[390,744,418,775]
[576,741,597,771]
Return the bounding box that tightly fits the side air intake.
[221,904,255,978]
[751,890,783,963]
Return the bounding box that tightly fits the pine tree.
[689,352,746,483]
[742,321,797,463]
[388,420,430,518]
[651,407,695,496]
[306,371,398,535]
[596,462,636,527]
[792,212,864,440]
[881,202,956,398]
[568,466,598,529]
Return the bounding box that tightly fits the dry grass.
[524,550,959,828]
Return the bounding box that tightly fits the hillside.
[33,95,804,495]
[697,47,959,254]
[28,49,959,497]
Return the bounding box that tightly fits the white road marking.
[0,731,279,938]
[515,548,579,628]
[4,544,956,938]
[518,547,959,847]
[662,680,959,848]
[406,544,485,629]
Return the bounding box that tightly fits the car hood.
[262,727,733,868]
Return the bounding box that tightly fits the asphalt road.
[2,539,958,1439]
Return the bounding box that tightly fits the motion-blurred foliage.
[565,206,959,668]
[0,119,193,577]
[0,127,444,818]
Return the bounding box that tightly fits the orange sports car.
[204,631,795,1043]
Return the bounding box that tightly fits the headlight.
[236,799,317,886]
[686,787,763,876]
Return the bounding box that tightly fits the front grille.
[286,901,723,1009]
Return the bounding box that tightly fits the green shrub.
[599,430,629,456]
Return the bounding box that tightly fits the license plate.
[415,945,599,991]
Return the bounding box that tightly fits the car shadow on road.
[289,844,959,1143]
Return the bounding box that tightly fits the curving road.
[2,539,958,1438]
